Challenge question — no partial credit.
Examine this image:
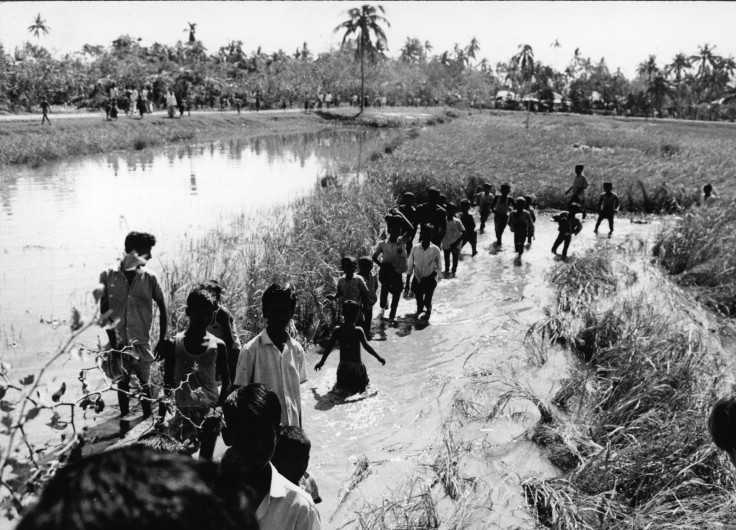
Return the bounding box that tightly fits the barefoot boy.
[408,225,442,321]
[94,231,167,419]
[508,197,535,263]
[594,182,620,238]
[159,287,230,460]
[372,216,408,320]
[314,301,385,395]
[233,284,307,428]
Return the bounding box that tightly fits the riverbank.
[0,106,451,167]
[2,110,735,526]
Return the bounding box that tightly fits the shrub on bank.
[653,202,736,315]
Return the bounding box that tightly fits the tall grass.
[519,249,735,528]
[654,202,736,315]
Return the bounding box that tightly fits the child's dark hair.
[358,256,373,271]
[261,283,296,313]
[133,430,190,456]
[16,446,257,530]
[704,184,713,193]
[500,182,511,192]
[460,199,471,209]
[445,202,456,215]
[575,164,584,173]
[401,192,416,205]
[187,287,217,313]
[342,300,361,322]
[524,195,533,207]
[224,384,282,437]
[603,182,613,190]
[199,279,224,301]
[124,231,157,253]
[341,256,356,270]
[271,426,311,484]
[709,396,736,453]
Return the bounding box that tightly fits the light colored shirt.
[376,238,408,273]
[407,242,442,280]
[336,276,369,309]
[256,464,321,530]
[441,218,465,250]
[98,266,164,346]
[130,89,138,101]
[233,330,307,427]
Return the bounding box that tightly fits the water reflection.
[0,127,395,359]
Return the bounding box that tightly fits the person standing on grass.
[137,95,146,119]
[372,216,408,321]
[200,279,241,385]
[459,199,478,256]
[508,197,535,264]
[40,97,51,125]
[441,203,465,276]
[702,184,719,207]
[490,182,513,246]
[314,301,385,395]
[408,224,442,321]
[566,164,589,200]
[416,187,447,248]
[166,91,177,118]
[551,210,582,260]
[158,288,230,460]
[93,231,167,421]
[233,284,307,428]
[594,182,620,238]
[475,182,495,235]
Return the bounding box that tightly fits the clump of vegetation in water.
[518,249,736,528]
[654,202,736,315]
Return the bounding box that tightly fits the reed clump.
[521,249,736,528]
[654,202,736,315]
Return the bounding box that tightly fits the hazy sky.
[1,1,735,79]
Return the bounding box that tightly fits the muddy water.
[0,128,393,367]
[301,215,658,528]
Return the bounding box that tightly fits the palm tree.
[184,22,197,44]
[690,44,720,80]
[636,55,659,83]
[510,44,535,87]
[423,40,433,61]
[465,37,480,66]
[399,37,423,63]
[666,53,691,115]
[27,14,50,39]
[334,4,390,113]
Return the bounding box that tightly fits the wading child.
[398,192,418,293]
[233,284,307,428]
[40,97,50,125]
[551,211,583,259]
[357,257,378,338]
[441,203,465,275]
[221,384,321,530]
[491,183,512,246]
[508,197,535,264]
[272,426,322,504]
[314,301,385,395]
[476,182,495,235]
[372,216,408,321]
[408,225,442,321]
[416,187,447,248]
[327,257,370,329]
[594,182,620,238]
[200,279,241,384]
[566,164,589,200]
[459,199,478,256]
[159,288,230,460]
[93,231,167,420]
[524,195,537,246]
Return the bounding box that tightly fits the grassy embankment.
[0,106,449,167]
[514,243,736,528]
[374,111,736,212]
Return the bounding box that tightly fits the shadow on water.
[310,387,378,412]
[371,313,430,341]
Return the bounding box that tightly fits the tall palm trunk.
[359,34,365,114]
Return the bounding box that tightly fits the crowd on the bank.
[16,164,725,529]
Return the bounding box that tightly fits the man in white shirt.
[222,384,321,530]
[233,284,307,427]
[407,224,442,321]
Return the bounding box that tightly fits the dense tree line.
[1,13,735,120]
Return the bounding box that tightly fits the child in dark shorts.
[551,210,583,259]
[524,195,536,245]
[314,301,385,395]
[357,257,378,338]
[594,182,620,238]
[459,199,478,256]
[508,197,535,263]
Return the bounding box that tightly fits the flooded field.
[0,127,395,367]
